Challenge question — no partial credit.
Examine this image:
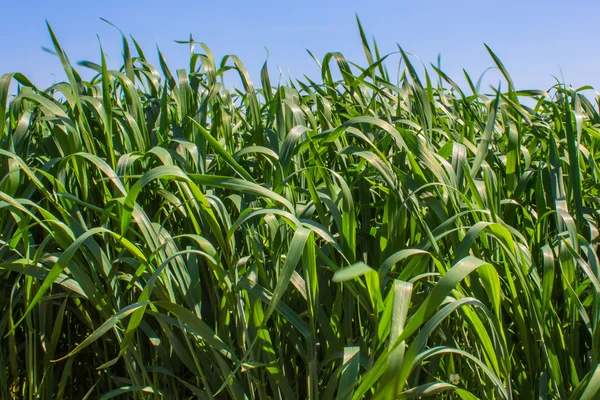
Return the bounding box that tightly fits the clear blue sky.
[2,0,599,94]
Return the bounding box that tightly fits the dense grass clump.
[2,19,600,399]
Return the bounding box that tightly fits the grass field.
[2,18,600,399]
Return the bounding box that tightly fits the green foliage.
[1,19,600,399]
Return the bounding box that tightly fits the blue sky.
[2,0,599,94]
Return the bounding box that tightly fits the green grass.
[2,17,600,399]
